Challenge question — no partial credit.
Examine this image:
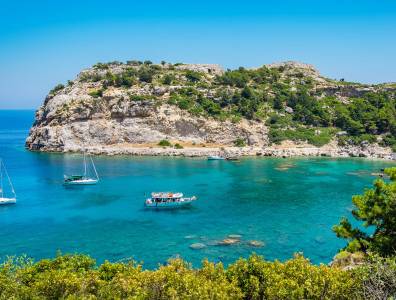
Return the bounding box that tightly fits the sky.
[0,0,395,109]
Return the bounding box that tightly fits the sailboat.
[63,153,99,185]
[0,159,16,205]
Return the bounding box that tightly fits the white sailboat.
[0,159,16,205]
[64,153,99,185]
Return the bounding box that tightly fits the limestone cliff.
[26,61,396,159]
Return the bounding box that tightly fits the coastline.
[30,141,396,160]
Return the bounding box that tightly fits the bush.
[174,143,184,149]
[234,138,246,147]
[185,70,202,82]
[380,134,396,151]
[162,74,174,85]
[129,94,150,101]
[0,253,364,299]
[269,127,335,147]
[49,84,65,95]
[227,254,361,299]
[158,139,172,147]
[93,62,109,70]
[88,89,103,98]
[138,68,154,83]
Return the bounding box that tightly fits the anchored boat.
[0,159,16,205]
[145,192,197,208]
[208,155,225,160]
[64,153,99,185]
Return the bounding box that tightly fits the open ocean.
[0,110,394,268]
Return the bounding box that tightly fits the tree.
[333,167,396,256]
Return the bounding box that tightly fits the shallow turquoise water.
[0,110,394,268]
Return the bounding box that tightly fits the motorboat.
[145,192,197,208]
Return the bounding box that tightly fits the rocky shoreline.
[42,142,395,160]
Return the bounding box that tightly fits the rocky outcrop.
[26,61,395,159]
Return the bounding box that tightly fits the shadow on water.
[68,194,124,209]
[141,205,199,214]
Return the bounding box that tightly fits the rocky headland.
[26,60,396,159]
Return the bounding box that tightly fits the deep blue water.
[0,110,394,268]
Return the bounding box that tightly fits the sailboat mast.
[83,152,87,177]
[0,159,3,198]
[3,161,16,198]
[90,156,99,180]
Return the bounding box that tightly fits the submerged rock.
[184,235,197,239]
[189,243,206,250]
[247,240,265,247]
[217,238,240,246]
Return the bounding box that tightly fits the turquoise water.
[0,110,394,268]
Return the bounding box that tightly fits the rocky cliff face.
[26,61,395,159]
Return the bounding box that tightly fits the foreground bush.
[0,253,372,299]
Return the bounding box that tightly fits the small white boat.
[0,159,16,205]
[64,153,99,185]
[145,192,197,208]
[208,155,225,160]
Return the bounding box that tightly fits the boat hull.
[208,156,225,160]
[0,197,16,205]
[145,198,196,208]
[64,179,98,185]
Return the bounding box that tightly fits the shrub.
[380,134,396,151]
[269,127,335,147]
[185,70,202,82]
[138,68,154,83]
[93,62,109,70]
[227,254,362,299]
[88,89,103,98]
[234,138,246,147]
[49,84,65,95]
[174,143,183,149]
[162,74,174,85]
[129,94,150,101]
[158,139,172,147]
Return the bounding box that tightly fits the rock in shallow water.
[217,238,240,246]
[247,240,265,247]
[189,243,206,250]
[184,235,197,239]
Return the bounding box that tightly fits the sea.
[0,110,394,268]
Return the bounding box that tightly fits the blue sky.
[0,0,395,109]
